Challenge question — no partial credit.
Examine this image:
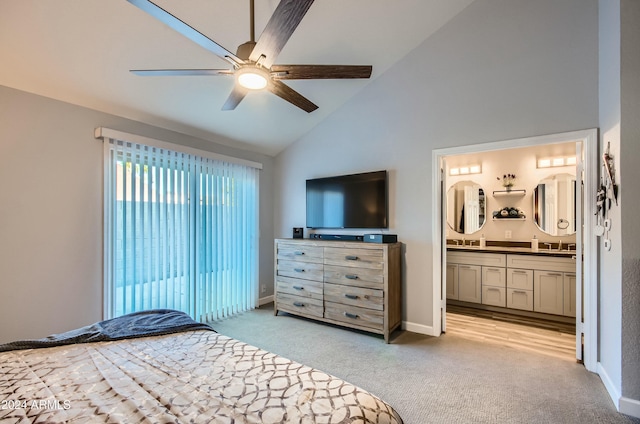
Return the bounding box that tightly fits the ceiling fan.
[127,0,373,113]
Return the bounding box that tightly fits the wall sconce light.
[537,156,577,168]
[449,165,482,176]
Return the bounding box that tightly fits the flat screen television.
[306,170,388,229]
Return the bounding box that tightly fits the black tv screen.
[306,170,388,229]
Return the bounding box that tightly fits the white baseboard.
[598,362,621,409]
[258,295,274,306]
[620,396,640,419]
[403,320,437,337]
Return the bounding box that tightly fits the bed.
[0,309,403,423]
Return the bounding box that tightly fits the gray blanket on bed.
[0,309,213,352]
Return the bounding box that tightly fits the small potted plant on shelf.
[498,173,516,191]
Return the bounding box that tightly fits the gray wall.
[274,0,598,332]
[0,85,275,343]
[598,0,622,397]
[620,0,640,406]
[598,0,640,412]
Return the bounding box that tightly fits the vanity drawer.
[506,254,575,273]
[482,266,506,288]
[482,285,506,307]
[324,283,384,311]
[507,268,534,290]
[447,251,506,267]
[507,288,534,311]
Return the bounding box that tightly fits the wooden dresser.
[274,238,402,343]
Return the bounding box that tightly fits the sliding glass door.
[104,137,258,322]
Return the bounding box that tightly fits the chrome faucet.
[558,239,563,251]
[568,243,576,251]
[542,242,552,251]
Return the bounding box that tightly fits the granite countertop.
[446,244,577,258]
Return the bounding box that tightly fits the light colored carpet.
[210,304,639,424]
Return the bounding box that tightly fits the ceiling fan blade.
[126,0,243,66]
[131,69,234,77]
[222,86,249,111]
[249,0,314,68]
[268,80,318,113]
[271,65,372,80]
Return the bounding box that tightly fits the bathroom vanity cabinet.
[447,249,576,318]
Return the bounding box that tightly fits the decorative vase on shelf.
[498,173,516,191]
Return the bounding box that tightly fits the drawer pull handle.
[513,290,527,294]
[294,251,305,256]
[345,274,359,280]
[344,312,359,319]
[459,265,471,269]
[293,302,305,307]
[294,268,305,273]
[344,294,359,300]
[547,273,562,277]
[345,255,359,261]
[293,286,304,290]
[513,270,527,274]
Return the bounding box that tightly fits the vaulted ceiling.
[0,0,474,155]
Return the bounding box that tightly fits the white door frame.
[431,128,598,373]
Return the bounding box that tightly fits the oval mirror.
[533,173,576,235]
[447,181,486,234]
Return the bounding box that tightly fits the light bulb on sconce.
[449,164,482,176]
[537,156,577,168]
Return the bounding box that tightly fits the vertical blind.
[103,136,259,322]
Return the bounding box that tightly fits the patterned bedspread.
[0,330,403,423]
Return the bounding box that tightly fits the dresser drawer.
[324,301,383,330]
[324,283,384,311]
[277,243,324,264]
[276,293,323,319]
[276,276,323,300]
[323,265,383,288]
[324,247,384,270]
[277,259,323,282]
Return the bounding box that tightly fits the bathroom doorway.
[431,129,598,372]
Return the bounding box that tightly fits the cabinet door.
[482,266,506,287]
[533,271,564,315]
[446,263,459,300]
[563,273,577,317]
[458,265,482,303]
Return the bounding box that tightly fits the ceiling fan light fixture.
[237,67,269,90]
